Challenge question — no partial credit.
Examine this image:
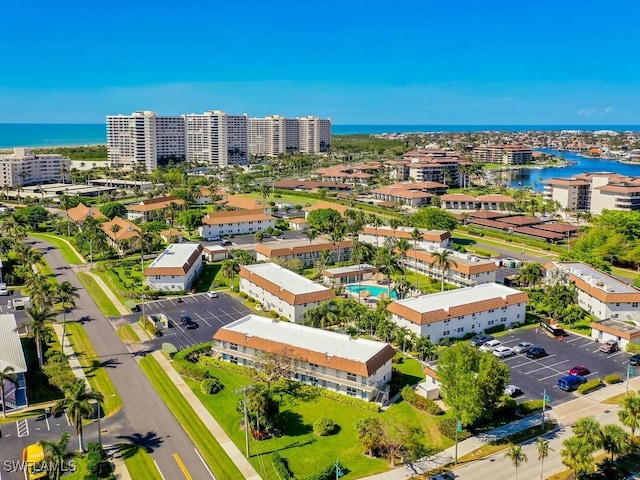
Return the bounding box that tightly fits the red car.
[569,365,590,376]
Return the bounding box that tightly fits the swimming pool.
[345,284,397,300]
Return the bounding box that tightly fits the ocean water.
[2,123,640,149]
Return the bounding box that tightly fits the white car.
[0,283,8,296]
[479,339,501,353]
[513,341,534,354]
[493,346,515,358]
[504,385,523,397]
[206,291,219,298]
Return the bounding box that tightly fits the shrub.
[200,377,223,394]
[139,317,158,336]
[313,417,336,436]
[198,356,263,380]
[627,343,640,354]
[239,292,248,299]
[578,378,604,395]
[484,324,506,335]
[174,342,213,363]
[304,385,380,413]
[438,418,470,441]
[605,374,621,385]
[270,310,279,318]
[173,361,208,381]
[401,386,444,415]
[271,453,295,480]
[518,399,544,415]
[162,343,178,359]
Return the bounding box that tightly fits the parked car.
[206,291,219,298]
[504,385,523,397]
[557,375,587,391]
[469,334,494,347]
[629,354,640,366]
[569,365,590,376]
[429,472,455,480]
[479,339,501,353]
[526,347,547,359]
[493,346,515,358]
[599,340,618,354]
[220,240,232,246]
[180,314,198,329]
[513,341,534,354]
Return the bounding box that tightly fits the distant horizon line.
[2,122,640,127]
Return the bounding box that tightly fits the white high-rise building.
[185,111,248,167]
[107,111,185,172]
[0,147,71,187]
[298,116,331,153]
[248,115,287,156]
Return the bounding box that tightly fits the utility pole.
[541,389,551,430]
[235,386,253,458]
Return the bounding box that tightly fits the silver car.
[513,341,534,354]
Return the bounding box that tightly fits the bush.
[484,324,506,335]
[438,418,470,441]
[578,378,604,395]
[198,356,263,380]
[400,386,443,415]
[200,377,223,394]
[627,343,640,354]
[174,342,213,363]
[271,453,295,480]
[518,399,544,415]
[303,385,380,413]
[605,374,621,385]
[173,361,208,381]
[313,417,336,436]
[162,343,178,359]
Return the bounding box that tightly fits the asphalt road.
[26,238,215,480]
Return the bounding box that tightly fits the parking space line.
[523,359,569,375]
[16,419,29,437]
[609,351,625,358]
[538,371,563,381]
[193,312,213,328]
[565,337,583,344]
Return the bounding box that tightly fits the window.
[456,327,464,333]
[230,343,238,351]
[346,387,357,397]
[347,372,357,382]
[443,330,450,336]
[487,320,495,326]
[309,363,319,369]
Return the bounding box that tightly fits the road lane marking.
[173,453,194,480]
[194,448,216,479]
[154,460,166,480]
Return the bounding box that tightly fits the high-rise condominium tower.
[184,111,248,167]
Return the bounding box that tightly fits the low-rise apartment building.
[239,263,335,322]
[472,145,532,165]
[127,195,186,222]
[66,203,107,223]
[441,194,516,211]
[212,314,395,402]
[387,283,528,343]
[404,249,498,287]
[199,209,276,240]
[143,243,203,292]
[323,264,377,286]
[101,216,141,250]
[0,147,71,187]
[254,239,353,267]
[359,226,451,250]
[0,314,28,412]
[545,262,640,322]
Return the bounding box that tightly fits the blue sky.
[1,0,639,124]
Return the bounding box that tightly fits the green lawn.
[239,192,320,207]
[29,232,85,265]
[197,263,222,292]
[117,324,141,343]
[65,323,123,415]
[123,448,163,480]
[92,266,137,305]
[76,271,121,317]
[193,361,452,479]
[139,355,245,480]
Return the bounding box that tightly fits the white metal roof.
[392,283,524,314]
[0,314,27,373]
[324,264,376,275]
[243,263,330,295]
[222,314,390,363]
[555,262,638,294]
[147,243,201,269]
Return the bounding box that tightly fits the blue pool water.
[345,284,397,300]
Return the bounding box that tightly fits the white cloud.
[577,107,613,117]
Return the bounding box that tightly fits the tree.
[561,436,596,479]
[505,444,528,480]
[356,417,384,456]
[396,238,411,281]
[303,229,319,269]
[516,262,544,288]
[573,417,602,448]
[221,259,240,291]
[99,202,127,219]
[306,208,343,233]
[254,349,295,389]
[0,366,18,418]
[436,343,510,426]
[24,273,54,310]
[25,306,57,368]
[53,380,104,452]
[536,437,553,480]
[244,384,278,434]
[55,281,80,348]
[410,228,422,290]
[618,395,640,435]
[178,210,203,235]
[39,432,77,480]
[410,207,458,231]
[429,250,458,292]
[600,424,630,461]
[254,231,264,244]
[329,224,346,265]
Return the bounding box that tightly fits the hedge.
[400,386,443,415]
[173,360,208,381]
[271,453,295,480]
[174,342,213,362]
[139,317,158,336]
[438,418,471,441]
[198,356,263,380]
[518,399,544,415]
[307,386,380,413]
[84,442,115,480]
[484,324,506,335]
[605,374,621,385]
[578,378,604,395]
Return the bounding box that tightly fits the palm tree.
[303,229,319,269]
[573,417,602,447]
[396,238,411,281]
[329,225,346,266]
[387,218,401,253]
[410,228,422,290]
[355,417,384,456]
[536,437,553,480]
[53,380,104,452]
[561,436,596,479]
[40,432,77,480]
[516,262,544,288]
[429,250,458,292]
[25,306,57,368]
[24,273,54,310]
[0,366,18,418]
[55,281,80,349]
[600,424,630,461]
[619,395,640,435]
[261,184,271,210]
[221,259,240,292]
[370,215,383,248]
[505,444,528,480]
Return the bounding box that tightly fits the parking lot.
[121,292,254,351]
[494,328,633,404]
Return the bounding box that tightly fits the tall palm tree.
[516,262,544,288]
[329,225,346,266]
[505,444,528,480]
[619,395,640,435]
[24,273,54,310]
[221,259,240,292]
[396,238,411,281]
[55,281,80,349]
[429,250,458,292]
[40,432,78,480]
[303,229,319,269]
[573,417,602,447]
[410,228,422,291]
[561,436,596,479]
[25,306,57,368]
[536,437,553,480]
[53,380,104,452]
[387,218,401,253]
[0,366,18,418]
[600,424,630,461]
[370,215,383,248]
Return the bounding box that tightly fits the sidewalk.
[151,351,262,480]
[82,270,131,316]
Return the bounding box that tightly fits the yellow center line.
[173,453,194,480]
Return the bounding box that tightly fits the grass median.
[65,323,122,415]
[139,355,245,480]
[123,448,163,480]
[29,232,85,265]
[76,271,121,317]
